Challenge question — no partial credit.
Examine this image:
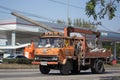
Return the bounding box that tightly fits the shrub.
[3,58,16,64]
[3,58,34,64]
[117,60,120,64]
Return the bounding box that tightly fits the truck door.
[63,39,74,57]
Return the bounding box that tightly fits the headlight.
[35,56,39,60]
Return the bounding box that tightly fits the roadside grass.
[105,63,120,68]
[0,63,120,69]
[0,63,38,69]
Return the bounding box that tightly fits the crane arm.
[64,27,100,37]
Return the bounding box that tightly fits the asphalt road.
[0,67,120,80]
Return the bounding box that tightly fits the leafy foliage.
[3,58,33,64]
[86,0,120,20]
[86,0,97,20]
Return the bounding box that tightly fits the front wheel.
[71,60,80,74]
[39,65,50,74]
[60,61,72,75]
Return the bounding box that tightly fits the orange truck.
[11,12,112,75]
[31,27,112,75]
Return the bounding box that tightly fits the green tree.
[73,18,96,29]
[74,18,82,27]
[86,0,120,20]
[57,19,65,24]
[68,17,72,26]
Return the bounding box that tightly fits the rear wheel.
[39,65,50,74]
[91,59,105,74]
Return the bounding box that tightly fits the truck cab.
[33,32,76,74]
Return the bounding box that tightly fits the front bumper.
[32,61,58,65]
[34,55,58,62]
[32,55,59,65]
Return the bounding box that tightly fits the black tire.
[71,61,80,74]
[60,61,72,75]
[39,65,50,74]
[91,59,105,74]
[71,69,80,74]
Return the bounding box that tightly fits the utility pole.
[67,0,70,27]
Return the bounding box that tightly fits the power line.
[100,24,115,32]
[0,5,57,22]
[19,11,56,22]
[48,0,85,9]
[0,5,16,12]
[0,10,10,14]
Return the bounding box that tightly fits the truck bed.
[85,50,111,58]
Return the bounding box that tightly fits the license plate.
[41,62,47,66]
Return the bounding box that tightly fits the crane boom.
[64,27,100,37]
[11,12,55,32]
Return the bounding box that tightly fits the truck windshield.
[38,38,63,48]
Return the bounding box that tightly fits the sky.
[0,0,120,32]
